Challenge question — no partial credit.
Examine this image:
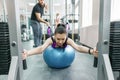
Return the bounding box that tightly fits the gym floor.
[23,40,97,80]
[0,40,97,80]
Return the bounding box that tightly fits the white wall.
[111,0,120,21]
[80,25,98,48]
[79,0,99,47]
[92,0,99,25]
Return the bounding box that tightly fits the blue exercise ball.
[43,45,75,68]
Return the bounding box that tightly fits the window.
[82,0,93,27]
[111,0,120,21]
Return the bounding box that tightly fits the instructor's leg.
[31,21,39,47]
[38,23,42,45]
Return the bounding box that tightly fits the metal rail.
[102,54,114,80]
[8,56,18,80]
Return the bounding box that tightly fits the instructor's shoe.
[33,45,37,47]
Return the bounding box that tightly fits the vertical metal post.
[49,0,53,26]
[25,7,28,31]
[78,0,81,41]
[65,0,67,22]
[6,0,23,80]
[98,0,112,80]
[71,0,75,40]
[2,0,6,22]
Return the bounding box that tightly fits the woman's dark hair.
[54,23,66,34]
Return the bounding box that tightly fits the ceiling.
[0,0,72,17]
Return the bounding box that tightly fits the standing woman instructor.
[31,0,50,47]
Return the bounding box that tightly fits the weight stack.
[109,21,120,71]
[68,33,79,42]
[0,22,11,75]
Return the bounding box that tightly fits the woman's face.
[54,33,67,47]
